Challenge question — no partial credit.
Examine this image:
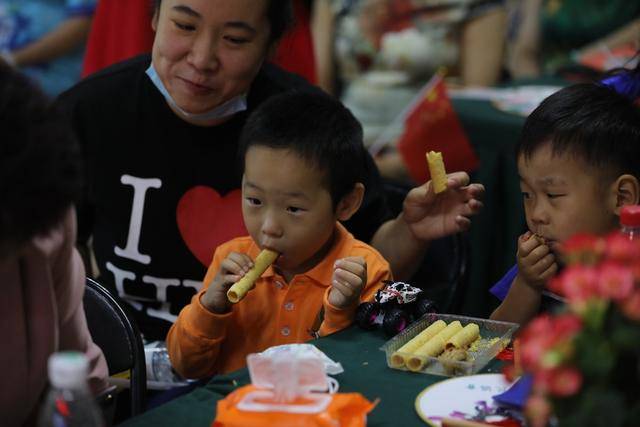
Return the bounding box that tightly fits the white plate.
[415,373,514,426]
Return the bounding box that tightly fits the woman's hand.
[11,16,93,67]
[402,171,485,241]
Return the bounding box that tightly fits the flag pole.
[368,68,446,157]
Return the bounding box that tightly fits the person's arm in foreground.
[371,172,484,281]
[4,16,93,67]
[56,208,108,393]
[491,231,558,324]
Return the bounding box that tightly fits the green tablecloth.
[452,79,567,317]
[121,326,503,427]
[452,97,527,317]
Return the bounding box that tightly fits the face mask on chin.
[146,64,247,123]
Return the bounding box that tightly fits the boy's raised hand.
[328,257,367,309]
[402,171,485,241]
[201,252,254,314]
[516,231,558,290]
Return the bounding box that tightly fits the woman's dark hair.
[239,90,366,209]
[153,0,294,43]
[0,64,82,246]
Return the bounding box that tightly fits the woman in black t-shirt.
[58,0,484,340]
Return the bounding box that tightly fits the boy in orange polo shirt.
[167,91,393,378]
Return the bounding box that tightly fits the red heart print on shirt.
[177,186,247,266]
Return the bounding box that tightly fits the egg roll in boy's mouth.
[533,233,546,245]
[227,249,279,303]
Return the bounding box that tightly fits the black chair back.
[83,278,146,415]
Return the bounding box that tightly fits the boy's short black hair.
[153,0,293,43]
[239,91,366,208]
[0,64,82,247]
[517,83,640,180]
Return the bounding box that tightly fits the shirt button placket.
[280,326,291,337]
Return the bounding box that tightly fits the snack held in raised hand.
[227,249,279,303]
[426,151,447,193]
[390,320,447,368]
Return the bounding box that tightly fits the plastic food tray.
[380,313,519,377]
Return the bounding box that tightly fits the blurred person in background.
[0,63,107,427]
[312,0,507,181]
[509,0,640,79]
[0,0,96,97]
[314,0,507,96]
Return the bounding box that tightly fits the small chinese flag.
[396,75,479,184]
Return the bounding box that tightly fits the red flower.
[605,232,640,264]
[518,230,640,425]
[630,264,640,283]
[519,314,580,371]
[521,314,553,338]
[559,234,605,265]
[521,336,552,371]
[547,367,583,397]
[552,313,583,339]
[597,261,635,301]
[548,266,599,303]
[525,393,552,427]
[620,289,640,321]
[519,315,554,370]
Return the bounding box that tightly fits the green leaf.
[611,322,640,351]
[624,400,640,427]
[574,332,615,378]
[555,387,625,427]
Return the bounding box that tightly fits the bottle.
[620,205,640,240]
[39,352,104,427]
[144,341,183,384]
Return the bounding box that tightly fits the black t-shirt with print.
[57,54,391,340]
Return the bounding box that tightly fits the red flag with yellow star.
[396,75,479,184]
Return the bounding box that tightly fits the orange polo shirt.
[167,223,391,379]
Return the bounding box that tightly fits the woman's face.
[151,0,272,116]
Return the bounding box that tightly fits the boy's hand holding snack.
[201,252,255,314]
[516,231,558,291]
[328,257,367,309]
